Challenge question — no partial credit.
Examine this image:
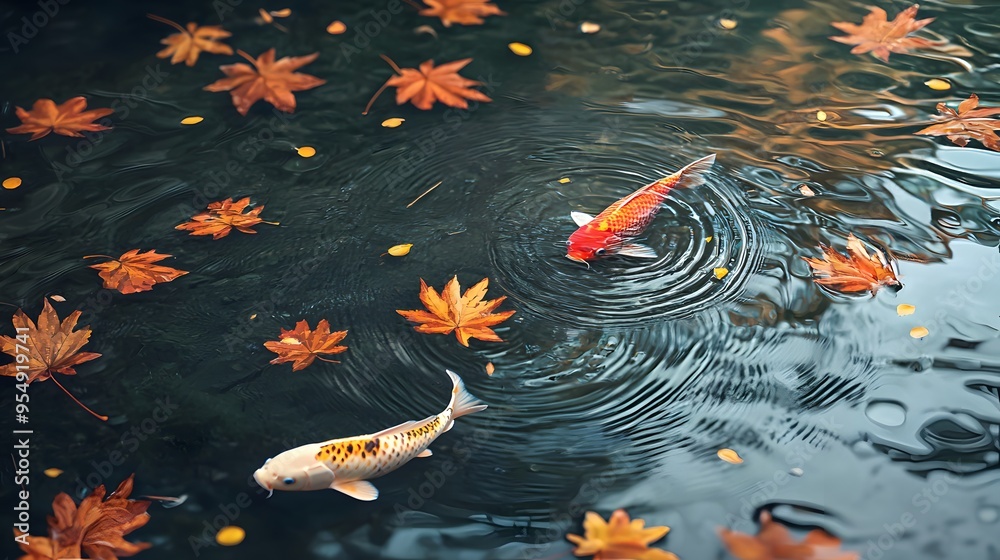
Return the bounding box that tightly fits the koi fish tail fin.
[652,153,717,195]
[445,370,488,425]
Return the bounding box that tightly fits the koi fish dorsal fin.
[369,420,420,439]
[571,211,595,226]
[332,480,379,501]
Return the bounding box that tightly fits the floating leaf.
[49,295,66,302]
[485,362,495,375]
[388,243,413,256]
[567,509,678,560]
[216,526,245,546]
[830,4,941,62]
[580,22,601,33]
[6,97,112,141]
[264,320,348,371]
[180,116,204,125]
[364,56,492,114]
[327,20,347,34]
[816,110,828,122]
[176,197,275,239]
[803,234,901,296]
[382,117,405,128]
[897,304,916,316]
[719,511,859,560]
[508,42,532,56]
[910,326,929,338]
[204,49,325,116]
[719,18,738,30]
[799,185,816,197]
[916,93,1000,151]
[714,267,729,280]
[558,177,571,184]
[148,14,233,66]
[718,448,743,464]
[85,250,188,294]
[419,0,505,27]
[397,276,515,347]
[270,8,291,17]
[3,177,22,189]
[924,78,951,91]
[705,236,713,243]
[44,468,63,478]
[297,146,317,157]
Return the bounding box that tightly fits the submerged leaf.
[566,509,678,560]
[148,14,233,66]
[718,511,859,560]
[419,0,505,27]
[397,276,515,347]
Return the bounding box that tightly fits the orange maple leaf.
[17,474,152,560]
[829,4,941,62]
[264,320,348,371]
[916,93,1000,151]
[204,48,325,115]
[803,234,901,296]
[6,97,113,141]
[419,0,506,27]
[85,250,188,294]
[363,55,492,114]
[718,511,859,560]
[147,14,233,66]
[566,509,679,560]
[175,196,276,239]
[0,298,106,420]
[397,276,515,347]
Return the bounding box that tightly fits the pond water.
[2,0,1000,559]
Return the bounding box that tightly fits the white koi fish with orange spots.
[253,370,486,501]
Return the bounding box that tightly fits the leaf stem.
[401,0,424,10]
[82,255,114,260]
[379,53,404,75]
[261,220,281,226]
[406,181,443,208]
[362,80,392,116]
[315,356,342,364]
[146,14,189,35]
[236,49,258,65]
[49,375,108,421]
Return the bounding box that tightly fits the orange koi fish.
[253,370,486,501]
[566,154,717,264]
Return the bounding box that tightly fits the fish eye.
[283,477,295,485]
[595,248,606,256]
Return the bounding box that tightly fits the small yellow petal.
[558,177,571,184]
[388,243,412,256]
[816,110,828,122]
[508,42,532,56]
[216,526,245,546]
[3,177,22,189]
[258,8,273,23]
[49,295,66,302]
[44,468,63,478]
[713,267,729,280]
[718,448,743,464]
[896,304,915,316]
[910,326,929,339]
[580,22,601,34]
[181,116,204,125]
[718,18,738,30]
[270,8,291,17]
[705,236,713,243]
[486,362,495,376]
[382,118,405,128]
[327,20,347,34]
[924,79,951,91]
[799,184,816,197]
[296,146,317,158]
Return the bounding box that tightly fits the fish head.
[566,228,617,264]
[254,446,336,494]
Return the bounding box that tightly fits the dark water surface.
[2,0,1000,559]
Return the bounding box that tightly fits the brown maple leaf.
[84,249,188,294]
[397,276,514,347]
[0,298,106,420]
[916,93,1000,151]
[147,14,233,66]
[175,196,277,239]
[204,48,325,115]
[19,474,152,560]
[718,511,859,560]
[264,320,348,371]
[566,509,678,560]
[419,0,506,27]
[830,4,940,62]
[6,97,113,141]
[803,234,901,296]
[363,55,492,114]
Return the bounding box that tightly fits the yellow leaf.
[580,22,601,33]
[44,468,63,478]
[896,304,915,316]
[719,18,738,29]
[250,313,258,320]
[181,116,204,125]
[327,20,347,34]
[714,267,729,280]
[508,42,532,56]
[382,117,405,128]
[718,448,743,464]
[3,177,22,189]
[388,243,412,256]
[216,526,245,546]
[486,362,495,375]
[270,8,291,17]
[705,236,713,243]
[924,79,951,91]
[296,146,317,158]
[558,177,571,184]
[49,295,66,302]
[816,110,828,122]
[910,326,929,339]
[799,184,816,196]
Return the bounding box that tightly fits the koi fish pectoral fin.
[571,212,595,227]
[370,420,419,439]
[332,480,379,501]
[417,449,433,458]
[618,243,658,259]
